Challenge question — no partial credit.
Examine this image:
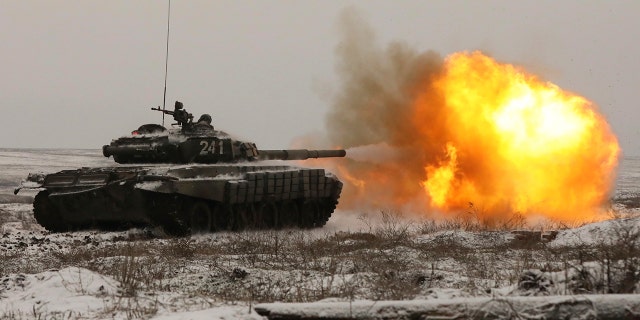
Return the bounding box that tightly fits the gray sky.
[1,1,639,155]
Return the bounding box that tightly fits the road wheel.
[299,201,320,228]
[187,200,212,234]
[316,199,333,227]
[256,202,279,229]
[246,204,261,229]
[230,204,254,230]
[211,203,229,231]
[279,201,299,228]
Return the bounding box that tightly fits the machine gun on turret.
[151,101,194,127]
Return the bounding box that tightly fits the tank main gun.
[258,149,346,160]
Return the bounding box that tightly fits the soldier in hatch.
[195,114,214,130]
[172,101,193,126]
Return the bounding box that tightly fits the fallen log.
[254,294,640,320]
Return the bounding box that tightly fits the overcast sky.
[1,1,639,155]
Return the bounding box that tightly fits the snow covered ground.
[1,149,640,319]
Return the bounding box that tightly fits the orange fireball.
[416,51,620,221]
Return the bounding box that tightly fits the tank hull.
[25,164,342,235]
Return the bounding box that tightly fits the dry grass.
[2,210,640,320]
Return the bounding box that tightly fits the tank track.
[31,173,342,236]
[33,189,147,232]
[145,176,343,236]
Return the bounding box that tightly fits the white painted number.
[199,140,217,155]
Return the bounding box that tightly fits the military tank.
[15,102,345,236]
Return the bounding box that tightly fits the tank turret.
[102,104,345,164]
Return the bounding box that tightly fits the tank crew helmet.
[175,101,184,110]
[198,114,212,125]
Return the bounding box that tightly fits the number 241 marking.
[199,140,218,154]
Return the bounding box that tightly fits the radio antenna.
[161,0,171,126]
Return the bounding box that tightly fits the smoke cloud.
[322,9,444,214]
[327,9,442,148]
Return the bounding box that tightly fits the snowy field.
[1,149,640,319]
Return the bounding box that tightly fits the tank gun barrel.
[258,149,346,161]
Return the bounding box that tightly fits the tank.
[15,102,345,236]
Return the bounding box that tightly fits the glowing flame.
[322,48,620,223]
[414,52,619,221]
[423,143,459,208]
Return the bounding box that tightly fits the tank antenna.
[161,0,171,126]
